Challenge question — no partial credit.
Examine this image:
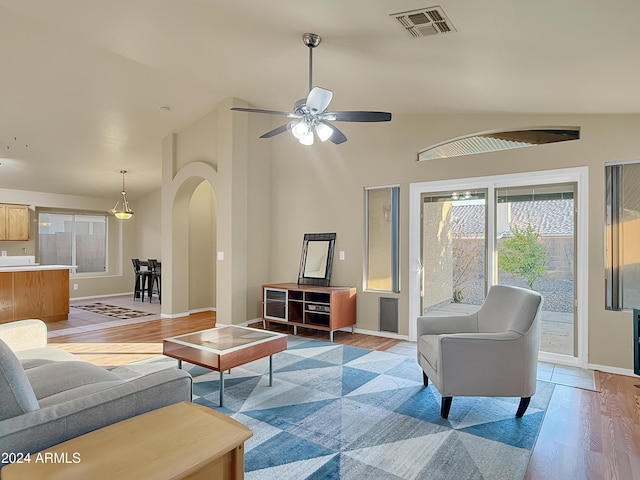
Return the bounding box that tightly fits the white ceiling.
[1,0,639,199]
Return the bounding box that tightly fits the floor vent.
[379,297,399,333]
[390,6,456,38]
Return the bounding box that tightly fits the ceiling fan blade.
[306,87,333,114]
[326,111,392,122]
[260,123,291,139]
[327,123,347,144]
[231,107,300,118]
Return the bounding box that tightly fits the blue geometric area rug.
[145,337,554,480]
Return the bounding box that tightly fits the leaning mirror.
[298,233,336,286]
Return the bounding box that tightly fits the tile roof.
[451,199,574,237]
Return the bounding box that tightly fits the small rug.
[143,337,553,480]
[71,302,153,320]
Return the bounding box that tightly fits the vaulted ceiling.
[1,0,639,199]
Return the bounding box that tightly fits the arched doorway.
[163,161,220,318]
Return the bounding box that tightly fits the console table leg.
[269,355,273,386]
[177,359,182,369]
[293,325,298,335]
[219,371,225,407]
[330,331,334,342]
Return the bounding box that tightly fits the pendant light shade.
[111,170,134,220]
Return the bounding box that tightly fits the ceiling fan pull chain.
[308,44,313,93]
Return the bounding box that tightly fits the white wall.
[135,189,162,261]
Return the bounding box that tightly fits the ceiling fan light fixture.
[110,170,134,220]
[315,122,334,142]
[292,120,311,140]
[299,130,314,146]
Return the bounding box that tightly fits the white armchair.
[417,284,543,419]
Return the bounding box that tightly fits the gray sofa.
[0,319,192,457]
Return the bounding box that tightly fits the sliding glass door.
[420,190,487,316]
[412,174,580,360]
[495,184,576,356]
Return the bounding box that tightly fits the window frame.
[37,210,109,275]
[605,161,640,311]
[364,184,400,293]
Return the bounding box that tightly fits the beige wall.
[161,97,272,321]
[135,189,162,261]
[264,113,640,370]
[0,187,135,298]
[188,181,216,310]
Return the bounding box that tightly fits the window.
[38,212,107,273]
[418,127,580,161]
[605,162,640,310]
[364,185,400,292]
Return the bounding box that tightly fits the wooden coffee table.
[1,402,252,480]
[163,325,287,407]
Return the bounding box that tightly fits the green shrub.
[498,224,547,289]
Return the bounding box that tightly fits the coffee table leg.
[178,359,182,369]
[269,355,273,386]
[219,371,225,407]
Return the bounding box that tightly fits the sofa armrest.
[0,368,193,457]
[0,320,48,351]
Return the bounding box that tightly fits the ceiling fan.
[231,33,392,145]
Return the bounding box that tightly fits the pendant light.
[111,170,134,220]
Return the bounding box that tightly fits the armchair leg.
[516,397,531,418]
[441,396,453,419]
[422,371,429,387]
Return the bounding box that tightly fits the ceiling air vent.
[391,6,456,38]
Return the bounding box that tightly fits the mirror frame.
[298,233,336,287]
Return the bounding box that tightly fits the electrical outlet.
[73,284,78,290]
[339,251,345,260]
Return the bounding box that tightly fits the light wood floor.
[49,307,640,480]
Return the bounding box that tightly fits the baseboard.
[188,307,217,314]
[348,327,409,341]
[70,292,132,301]
[587,362,637,378]
[238,317,263,327]
[160,307,216,319]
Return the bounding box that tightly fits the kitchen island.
[0,265,72,323]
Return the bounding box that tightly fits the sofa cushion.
[25,361,120,401]
[17,346,79,367]
[0,338,40,421]
[38,381,124,408]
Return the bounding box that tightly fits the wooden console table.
[1,402,253,480]
[262,282,356,341]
